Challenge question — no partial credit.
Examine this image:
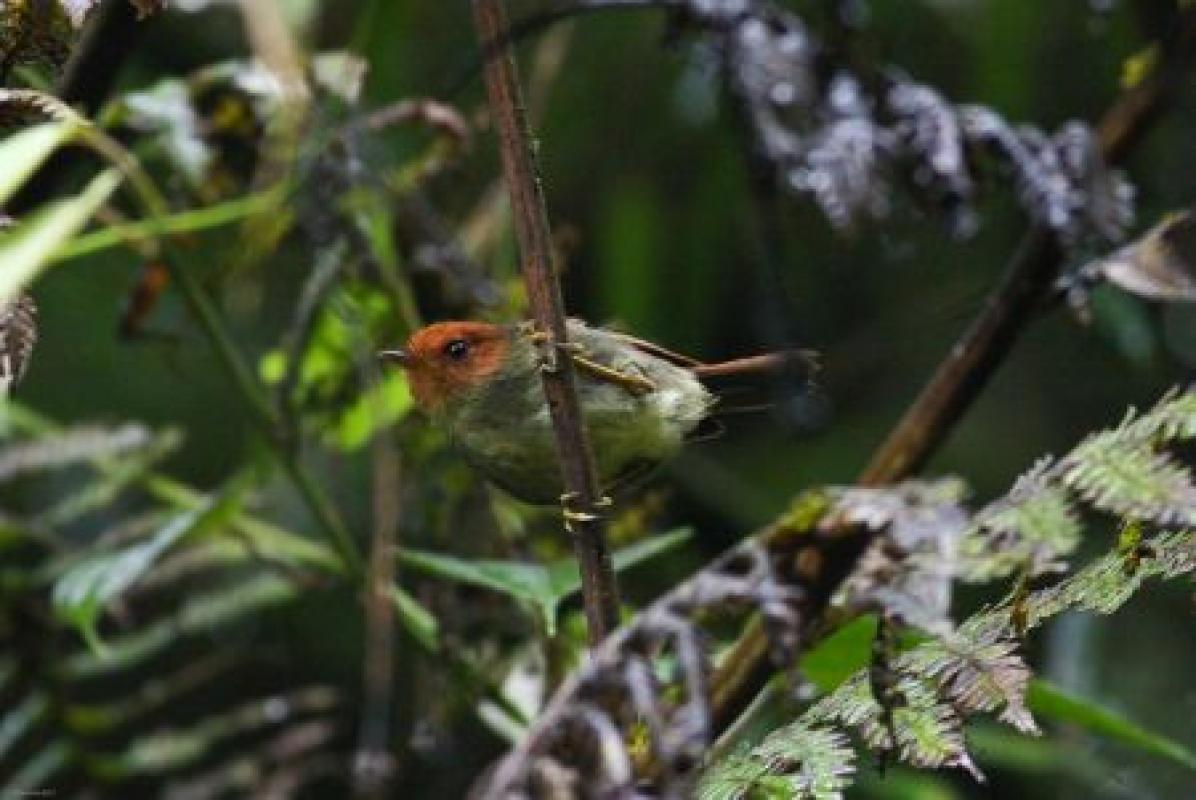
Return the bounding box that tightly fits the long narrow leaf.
[390,586,440,652]
[50,186,283,263]
[51,477,249,653]
[0,122,76,205]
[0,168,122,306]
[1029,679,1196,772]
[401,528,693,635]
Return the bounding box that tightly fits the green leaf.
[801,615,877,692]
[53,187,283,264]
[330,371,412,451]
[391,586,440,652]
[399,548,556,630]
[1029,679,1196,772]
[0,168,122,306]
[544,527,694,603]
[0,122,77,206]
[965,724,1111,787]
[401,528,692,635]
[52,479,248,653]
[259,349,287,384]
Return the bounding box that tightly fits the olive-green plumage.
[451,321,712,502]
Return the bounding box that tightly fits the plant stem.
[50,188,283,263]
[471,0,621,643]
[76,126,363,575]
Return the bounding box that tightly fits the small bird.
[380,319,814,504]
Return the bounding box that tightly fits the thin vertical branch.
[59,0,142,112]
[471,0,620,643]
[354,425,402,797]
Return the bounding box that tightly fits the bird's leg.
[523,326,656,395]
[560,491,614,533]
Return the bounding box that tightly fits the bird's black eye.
[443,338,471,361]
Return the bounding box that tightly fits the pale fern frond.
[700,390,1196,800]
[1063,434,1196,525]
[959,459,1079,580]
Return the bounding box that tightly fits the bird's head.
[380,321,511,412]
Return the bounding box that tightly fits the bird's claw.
[524,326,594,375]
[560,492,613,532]
[525,327,565,373]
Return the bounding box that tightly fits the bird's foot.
[560,492,614,533]
[523,326,582,373]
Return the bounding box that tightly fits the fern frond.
[1023,530,1195,627]
[1128,389,1196,441]
[959,459,1079,580]
[1063,434,1196,525]
[0,88,85,129]
[698,753,790,800]
[900,617,1036,734]
[752,723,855,800]
[698,390,1196,800]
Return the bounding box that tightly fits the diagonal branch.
[471,0,621,643]
[713,1,1196,733]
[859,9,1196,485]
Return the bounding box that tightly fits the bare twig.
[471,0,620,643]
[353,420,402,797]
[59,0,144,112]
[276,239,349,445]
[359,98,471,145]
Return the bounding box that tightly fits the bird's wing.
[600,330,704,368]
[596,325,820,378]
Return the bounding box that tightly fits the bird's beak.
[378,349,411,367]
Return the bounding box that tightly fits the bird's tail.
[690,349,819,381]
[693,348,822,426]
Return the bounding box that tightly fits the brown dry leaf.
[0,293,38,395]
[1092,208,1196,302]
